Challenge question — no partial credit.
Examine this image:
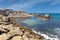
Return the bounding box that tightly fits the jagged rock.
[0,25,7,33]
[30,38,39,40]
[2,24,13,30]
[0,23,44,40]
[24,32,34,38]
[0,14,44,40]
[23,35,29,40]
[0,24,44,40]
[11,36,23,40]
[0,24,13,33]
[34,34,42,39]
[30,38,43,40]
[0,33,8,40]
[7,27,23,36]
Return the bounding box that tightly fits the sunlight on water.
[21,19,40,25]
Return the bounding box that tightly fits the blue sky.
[0,0,60,13]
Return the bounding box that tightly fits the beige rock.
[2,24,13,30]
[30,38,42,40]
[24,32,34,38]
[0,25,7,32]
[0,25,3,29]
[34,34,41,39]
[30,38,35,40]
[30,38,39,40]
[6,24,13,30]
[11,36,23,40]
[24,31,30,35]
[0,15,44,40]
[7,27,23,36]
[27,34,34,38]
[23,35,29,40]
[0,24,13,32]
[0,33,8,40]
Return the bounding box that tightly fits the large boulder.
[11,36,23,40]
[0,33,8,40]
[7,27,23,36]
[23,35,29,40]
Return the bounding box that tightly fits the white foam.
[32,29,59,40]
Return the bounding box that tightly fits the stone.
[0,14,44,40]
[0,25,7,33]
[30,38,39,40]
[0,24,14,34]
[23,35,29,40]
[24,32,34,38]
[30,38,35,40]
[30,38,42,40]
[7,27,23,36]
[2,24,13,30]
[11,36,23,40]
[0,33,8,40]
[34,34,41,39]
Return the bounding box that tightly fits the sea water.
[16,13,60,40]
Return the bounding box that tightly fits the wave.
[54,28,60,35]
[16,16,60,40]
[32,29,59,40]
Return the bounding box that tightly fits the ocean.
[16,13,60,40]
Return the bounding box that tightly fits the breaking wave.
[32,29,59,40]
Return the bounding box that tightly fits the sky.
[0,0,60,13]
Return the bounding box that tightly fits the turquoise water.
[16,13,60,36]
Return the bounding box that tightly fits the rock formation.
[0,14,44,40]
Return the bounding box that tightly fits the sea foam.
[32,29,59,40]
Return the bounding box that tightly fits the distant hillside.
[0,9,27,16]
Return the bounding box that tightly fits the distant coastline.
[0,9,52,20]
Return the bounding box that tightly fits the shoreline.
[0,14,44,40]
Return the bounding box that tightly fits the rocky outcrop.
[0,9,44,40]
[0,23,44,40]
[0,9,27,16]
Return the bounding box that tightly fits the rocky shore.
[0,23,44,40]
[0,9,52,20]
[0,14,44,40]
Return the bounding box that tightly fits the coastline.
[0,14,44,40]
[0,9,60,40]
